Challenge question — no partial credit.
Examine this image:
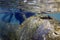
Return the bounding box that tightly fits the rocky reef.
[0,14,60,40]
[17,14,60,40]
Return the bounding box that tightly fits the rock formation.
[16,14,60,40]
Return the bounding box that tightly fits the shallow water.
[44,13,60,22]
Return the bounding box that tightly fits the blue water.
[46,13,60,22]
[0,8,35,24]
[0,7,60,24]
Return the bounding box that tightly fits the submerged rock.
[15,15,51,40]
[0,14,60,40]
[17,15,60,40]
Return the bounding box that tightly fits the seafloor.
[0,12,60,40]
